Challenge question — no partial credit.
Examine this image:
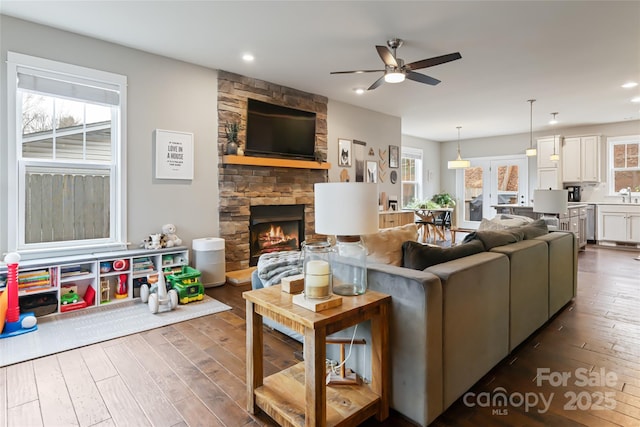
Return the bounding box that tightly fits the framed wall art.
[353,140,366,182]
[338,138,352,167]
[366,160,378,183]
[154,129,194,180]
[389,145,399,168]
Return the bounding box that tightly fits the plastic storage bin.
[192,237,225,287]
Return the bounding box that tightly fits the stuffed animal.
[143,233,163,250]
[162,224,182,248]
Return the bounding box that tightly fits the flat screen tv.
[245,98,316,160]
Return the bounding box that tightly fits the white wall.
[327,100,402,207]
[0,15,219,254]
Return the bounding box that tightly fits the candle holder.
[302,240,332,300]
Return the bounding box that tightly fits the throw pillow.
[479,215,532,231]
[402,240,485,271]
[463,229,524,250]
[362,223,419,266]
[511,219,548,239]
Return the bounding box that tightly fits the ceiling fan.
[330,38,461,91]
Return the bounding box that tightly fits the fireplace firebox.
[249,205,304,266]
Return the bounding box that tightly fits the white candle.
[305,260,330,299]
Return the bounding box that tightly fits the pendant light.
[448,126,470,169]
[549,112,560,162]
[525,99,537,156]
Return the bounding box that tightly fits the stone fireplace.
[217,71,328,271]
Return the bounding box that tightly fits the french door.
[456,155,529,229]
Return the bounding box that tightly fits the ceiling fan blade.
[367,76,386,91]
[376,45,398,67]
[405,52,462,71]
[406,71,441,86]
[330,69,385,75]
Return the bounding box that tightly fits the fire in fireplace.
[249,205,305,266]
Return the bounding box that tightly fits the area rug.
[0,295,231,367]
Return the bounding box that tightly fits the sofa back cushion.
[462,229,525,250]
[402,240,485,270]
[362,223,419,266]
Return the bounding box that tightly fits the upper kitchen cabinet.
[562,135,601,183]
[537,136,562,189]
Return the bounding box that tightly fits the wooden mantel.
[222,155,330,170]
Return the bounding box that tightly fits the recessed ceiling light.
[242,53,254,62]
[353,88,365,95]
[632,96,640,103]
[622,82,638,89]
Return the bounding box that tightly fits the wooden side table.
[243,285,390,427]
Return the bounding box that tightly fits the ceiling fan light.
[384,71,405,83]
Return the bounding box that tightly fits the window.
[401,147,422,208]
[608,135,640,195]
[7,52,127,256]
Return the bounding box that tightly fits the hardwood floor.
[1,245,638,426]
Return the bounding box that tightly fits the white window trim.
[7,52,128,257]
[607,135,640,196]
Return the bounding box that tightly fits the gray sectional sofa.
[252,225,577,426]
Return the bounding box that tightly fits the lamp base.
[333,284,365,296]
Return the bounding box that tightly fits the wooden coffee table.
[243,285,390,427]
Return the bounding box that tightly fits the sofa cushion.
[462,229,524,250]
[402,240,485,271]
[362,223,419,266]
[510,219,548,239]
[478,215,532,231]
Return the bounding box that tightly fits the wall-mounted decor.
[389,145,399,168]
[368,148,375,156]
[154,129,194,180]
[366,161,378,183]
[340,169,350,182]
[338,138,352,167]
[353,140,366,182]
[390,170,398,184]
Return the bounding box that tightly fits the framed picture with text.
[154,129,194,180]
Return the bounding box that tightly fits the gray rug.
[0,295,231,367]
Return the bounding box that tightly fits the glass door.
[456,155,528,229]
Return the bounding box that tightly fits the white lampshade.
[314,182,379,236]
[526,147,538,157]
[533,189,568,214]
[448,156,471,169]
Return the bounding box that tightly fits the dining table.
[414,207,454,242]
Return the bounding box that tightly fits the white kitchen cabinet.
[537,136,562,189]
[597,205,640,244]
[537,136,562,169]
[562,135,600,183]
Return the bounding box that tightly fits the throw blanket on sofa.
[257,250,303,287]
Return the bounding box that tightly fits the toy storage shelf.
[0,247,189,318]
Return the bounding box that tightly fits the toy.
[143,233,163,250]
[140,272,178,314]
[164,266,204,304]
[115,273,128,299]
[61,289,80,305]
[1,253,38,338]
[162,224,182,248]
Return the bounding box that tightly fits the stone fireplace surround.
[217,71,329,271]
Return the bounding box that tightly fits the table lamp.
[533,189,568,230]
[314,182,379,295]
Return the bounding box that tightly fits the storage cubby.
[0,246,190,319]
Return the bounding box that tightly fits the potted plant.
[224,121,241,155]
[431,193,456,208]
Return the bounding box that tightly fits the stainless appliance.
[565,185,582,202]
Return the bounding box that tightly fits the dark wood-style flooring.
[1,245,638,426]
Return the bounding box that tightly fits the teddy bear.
[162,223,182,248]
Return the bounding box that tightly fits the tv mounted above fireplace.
[245,98,316,161]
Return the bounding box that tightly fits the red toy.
[1,253,38,338]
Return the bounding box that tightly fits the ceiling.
[2,1,639,142]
